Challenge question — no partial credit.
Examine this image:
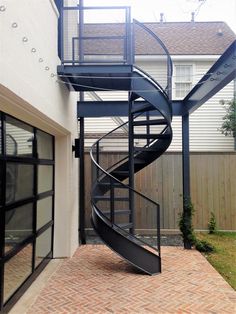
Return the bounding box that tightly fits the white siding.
[85,117,122,149]
[190,83,235,152]
[85,91,128,101]
[136,60,168,91]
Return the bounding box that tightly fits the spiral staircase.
[56,3,236,276]
[90,63,172,274]
[58,6,173,275]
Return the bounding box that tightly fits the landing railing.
[60,5,132,64]
[60,5,173,96]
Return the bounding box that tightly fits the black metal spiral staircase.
[57,5,173,275]
[56,4,236,275]
[90,63,172,275]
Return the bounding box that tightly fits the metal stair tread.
[133,133,170,139]
[103,209,130,215]
[131,104,154,114]
[112,170,129,176]
[133,119,167,126]
[99,182,128,188]
[134,158,146,164]
[93,196,130,201]
[116,223,133,229]
[134,147,160,152]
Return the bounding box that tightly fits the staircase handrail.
[133,19,173,99]
[133,65,168,98]
[104,124,169,174]
[90,127,160,208]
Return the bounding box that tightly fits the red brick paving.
[27,245,236,314]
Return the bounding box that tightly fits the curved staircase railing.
[90,20,173,275]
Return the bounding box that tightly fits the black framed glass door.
[0,112,54,312]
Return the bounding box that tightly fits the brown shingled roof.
[83,21,235,55]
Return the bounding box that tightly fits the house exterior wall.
[0,0,79,258]
[138,59,235,152]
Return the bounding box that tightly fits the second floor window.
[175,65,193,98]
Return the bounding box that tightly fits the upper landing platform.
[57,65,133,91]
[57,4,236,114]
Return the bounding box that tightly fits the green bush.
[219,98,236,138]
[208,212,217,234]
[195,239,215,253]
[178,198,196,249]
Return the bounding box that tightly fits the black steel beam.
[58,64,133,74]
[182,114,190,199]
[77,100,183,117]
[183,40,236,115]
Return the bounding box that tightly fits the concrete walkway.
[10,245,236,314]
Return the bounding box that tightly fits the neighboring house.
[84,21,236,152]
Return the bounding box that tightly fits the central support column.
[128,93,135,235]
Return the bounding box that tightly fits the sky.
[82,0,236,33]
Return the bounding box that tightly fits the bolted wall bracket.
[72,138,80,158]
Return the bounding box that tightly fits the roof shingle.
[82,21,236,55]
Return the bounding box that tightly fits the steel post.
[128,93,135,234]
[79,96,86,244]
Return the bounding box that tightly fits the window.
[4,244,33,303]
[174,65,193,99]
[5,116,33,157]
[0,112,54,311]
[37,130,53,160]
[6,163,34,204]
[5,203,34,253]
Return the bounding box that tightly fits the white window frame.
[173,64,194,99]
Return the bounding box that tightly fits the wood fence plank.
[84,152,236,231]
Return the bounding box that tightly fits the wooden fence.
[84,152,236,231]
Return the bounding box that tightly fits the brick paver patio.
[24,245,235,313]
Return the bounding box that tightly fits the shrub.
[195,239,215,253]
[178,198,196,249]
[219,98,236,138]
[208,212,217,234]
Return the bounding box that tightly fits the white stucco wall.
[0,0,79,257]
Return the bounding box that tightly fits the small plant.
[179,198,196,249]
[219,98,236,138]
[208,212,217,234]
[195,239,215,253]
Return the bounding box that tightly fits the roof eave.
[135,55,221,62]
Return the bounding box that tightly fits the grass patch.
[196,232,236,290]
